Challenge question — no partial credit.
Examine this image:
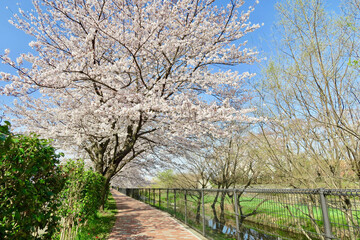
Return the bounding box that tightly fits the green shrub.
[0,121,66,239]
[57,159,105,240]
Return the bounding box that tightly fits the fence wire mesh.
[114,187,360,240]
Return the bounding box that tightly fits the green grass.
[75,194,117,240]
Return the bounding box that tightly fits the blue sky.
[0,1,34,70]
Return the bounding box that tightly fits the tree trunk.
[88,132,139,210]
[211,191,220,230]
[99,177,111,211]
[219,191,226,226]
[195,192,202,224]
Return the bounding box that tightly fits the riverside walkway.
[108,189,204,240]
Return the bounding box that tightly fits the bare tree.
[207,132,258,230]
[255,0,360,189]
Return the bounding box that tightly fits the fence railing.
[112,187,360,240]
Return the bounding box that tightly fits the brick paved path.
[108,189,202,240]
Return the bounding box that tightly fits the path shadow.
[109,190,154,240]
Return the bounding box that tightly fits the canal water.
[207,219,280,239]
[206,218,309,240]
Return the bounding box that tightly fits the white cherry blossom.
[0,0,260,189]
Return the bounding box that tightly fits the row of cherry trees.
[2,0,359,207]
[0,0,261,204]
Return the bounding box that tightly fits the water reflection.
[207,219,282,240]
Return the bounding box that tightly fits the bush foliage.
[0,122,108,240]
[57,159,105,240]
[0,121,66,239]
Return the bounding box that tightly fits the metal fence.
[112,187,360,240]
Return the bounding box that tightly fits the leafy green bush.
[0,121,66,239]
[57,159,105,240]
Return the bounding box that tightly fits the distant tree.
[152,169,177,188]
[0,0,260,205]
[256,0,360,189]
[111,162,149,188]
[171,128,261,226]
[165,144,213,223]
[206,132,259,230]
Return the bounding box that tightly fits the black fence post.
[167,189,169,210]
[150,188,152,205]
[185,190,188,225]
[148,188,150,204]
[159,189,161,208]
[174,189,177,216]
[319,188,333,240]
[202,189,205,236]
[153,188,155,205]
[233,189,241,240]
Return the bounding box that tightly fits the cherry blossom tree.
[0,0,260,204]
[111,163,150,188]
